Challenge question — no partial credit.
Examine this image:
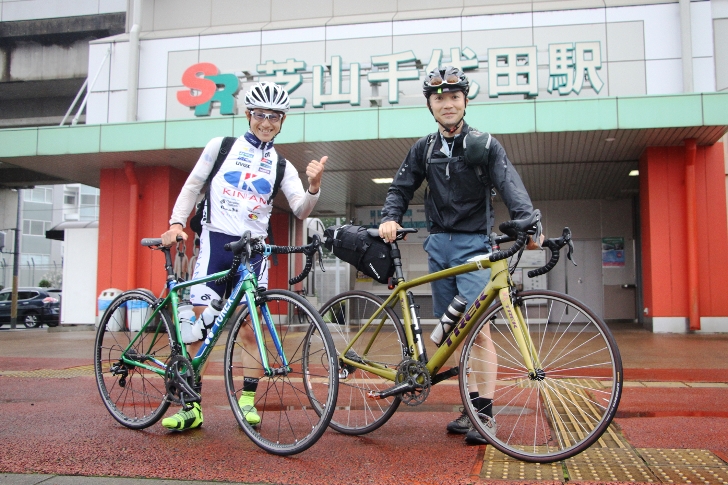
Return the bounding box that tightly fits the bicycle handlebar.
[488,210,542,262]
[223,231,324,286]
[527,227,576,278]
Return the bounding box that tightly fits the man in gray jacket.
[379,66,539,445]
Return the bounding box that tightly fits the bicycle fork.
[499,288,542,380]
[244,287,290,377]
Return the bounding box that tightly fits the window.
[20,254,50,265]
[23,187,52,204]
[22,219,50,236]
[64,194,77,205]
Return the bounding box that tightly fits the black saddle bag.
[323,225,394,284]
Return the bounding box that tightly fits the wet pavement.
[1,323,727,485]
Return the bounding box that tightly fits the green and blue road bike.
[94,231,338,455]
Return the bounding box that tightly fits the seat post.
[389,240,405,282]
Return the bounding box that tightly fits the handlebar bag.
[323,224,393,284]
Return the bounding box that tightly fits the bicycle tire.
[318,291,406,435]
[224,289,338,456]
[94,289,174,429]
[459,290,622,463]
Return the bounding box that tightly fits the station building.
[1,0,728,332]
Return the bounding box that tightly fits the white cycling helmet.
[244,82,290,113]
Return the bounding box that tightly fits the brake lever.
[244,235,253,273]
[562,227,577,267]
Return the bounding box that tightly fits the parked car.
[0,287,61,328]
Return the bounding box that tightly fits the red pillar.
[640,143,728,330]
[684,139,700,330]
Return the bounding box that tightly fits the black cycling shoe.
[464,415,497,445]
[446,410,471,434]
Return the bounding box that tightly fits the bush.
[38,279,52,288]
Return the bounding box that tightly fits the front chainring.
[164,355,198,408]
[395,359,431,406]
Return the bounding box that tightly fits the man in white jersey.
[159,82,327,431]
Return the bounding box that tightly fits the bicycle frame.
[338,253,538,382]
[118,264,290,379]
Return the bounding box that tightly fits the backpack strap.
[267,156,287,204]
[266,155,288,265]
[204,136,237,224]
[424,133,437,177]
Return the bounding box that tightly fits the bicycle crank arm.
[367,380,417,400]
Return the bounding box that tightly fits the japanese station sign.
[177,43,603,117]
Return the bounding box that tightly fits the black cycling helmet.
[422,66,469,99]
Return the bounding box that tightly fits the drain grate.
[0,364,95,379]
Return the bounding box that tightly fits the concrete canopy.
[1,92,727,214]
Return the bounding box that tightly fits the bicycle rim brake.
[224,289,338,456]
[459,290,622,463]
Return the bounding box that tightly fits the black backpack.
[190,136,287,236]
[323,225,394,284]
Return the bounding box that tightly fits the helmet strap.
[437,114,465,136]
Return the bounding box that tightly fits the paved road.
[1,324,727,485]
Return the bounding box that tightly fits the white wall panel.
[136,87,167,121]
[261,27,325,45]
[198,45,262,76]
[89,43,112,92]
[645,58,683,94]
[138,37,200,89]
[86,91,109,125]
[326,21,392,40]
[108,41,129,91]
[260,41,326,69]
[325,37,393,64]
[607,3,681,60]
[533,7,606,27]
[200,31,261,49]
[167,50,200,88]
[99,0,126,14]
[606,21,644,62]
[392,32,462,64]
[691,1,714,58]
[107,90,128,123]
[462,12,532,31]
[693,56,716,93]
[463,27,533,54]
[607,60,646,96]
[392,16,460,36]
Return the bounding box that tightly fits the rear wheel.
[224,289,338,456]
[94,289,174,429]
[319,291,406,435]
[459,290,622,463]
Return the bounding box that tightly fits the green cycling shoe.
[238,391,261,425]
[161,402,203,431]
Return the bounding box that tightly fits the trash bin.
[97,288,123,329]
[126,298,150,332]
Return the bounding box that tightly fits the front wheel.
[318,291,406,435]
[224,289,338,456]
[94,289,174,429]
[459,290,622,463]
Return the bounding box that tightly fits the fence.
[0,259,62,290]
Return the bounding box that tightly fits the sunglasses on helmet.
[250,111,283,123]
[428,73,461,87]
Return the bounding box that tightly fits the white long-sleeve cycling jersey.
[169,131,319,238]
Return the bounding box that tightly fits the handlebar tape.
[527,240,561,277]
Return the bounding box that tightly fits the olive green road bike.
[93,232,338,455]
[316,212,622,463]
